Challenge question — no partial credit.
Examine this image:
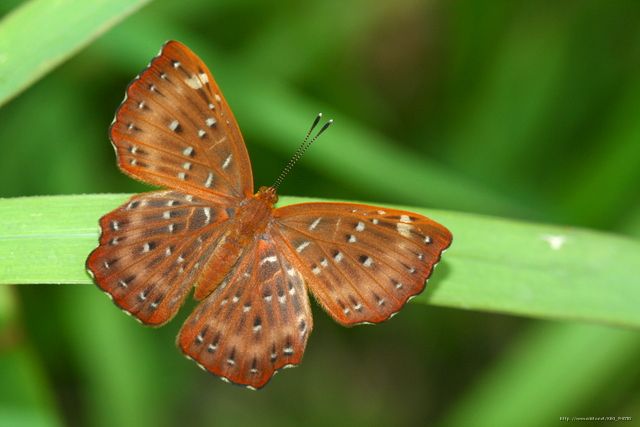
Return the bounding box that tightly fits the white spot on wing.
[397,222,412,237]
[169,120,180,131]
[309,217,322,231]
[222,154,232,170]
[185,75,203,89]
[260,255,278,265]
[204,172,214,188]
[296,241,310,253]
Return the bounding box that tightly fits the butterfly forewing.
[86,190,235,325]
[178,236,313,389]
[110,41,253,200]
[272,203,452,325]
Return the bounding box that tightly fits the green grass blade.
[91,26,531,218]
[0,288,64,427]
[1,194,638,329]
[0,0,151,107]
[439,322,640,427]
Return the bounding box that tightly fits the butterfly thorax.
[193,186,277,300]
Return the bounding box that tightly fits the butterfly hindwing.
[272,202,452,325]
[86,190,235,325]
[178,234,313,389]
[110,40,253,200]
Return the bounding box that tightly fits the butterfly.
[86,40,452,390]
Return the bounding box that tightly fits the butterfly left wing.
[272,203,452,325]
[86,190,234,326]
[178,235,313,389]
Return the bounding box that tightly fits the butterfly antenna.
[272,113,333,190]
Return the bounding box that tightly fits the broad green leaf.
[0,194,638,329]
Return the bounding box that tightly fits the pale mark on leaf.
[542,234,567,250]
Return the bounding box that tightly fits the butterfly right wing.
[110,40,254,201]
[86,190,235,326]
[272,202,452,326]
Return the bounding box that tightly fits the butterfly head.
[256,186,279,206]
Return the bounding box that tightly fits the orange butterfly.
[86,41,452,389]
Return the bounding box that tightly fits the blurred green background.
[1,1,640,426]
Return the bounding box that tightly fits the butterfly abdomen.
[194,193,276,300]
